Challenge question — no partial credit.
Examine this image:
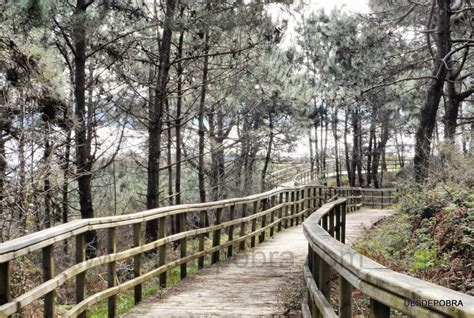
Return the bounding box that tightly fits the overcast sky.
[267,0,370,49]
[315,0,369,13]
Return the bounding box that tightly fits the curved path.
[124,209,396,318]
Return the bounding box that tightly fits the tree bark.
[261,112,274,191]
[73,0,96,257]
[146,0,176,241]
[414,0,451,182]
[198,27,209,204]
[175,26,184,235]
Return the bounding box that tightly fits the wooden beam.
[133,223,143,304]
[107,228,117,318]
[212,208,222,264]
[75,234,86,318]
[369,298,390,318]
[42,245,56,318]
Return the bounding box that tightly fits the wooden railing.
[302,199,474,317]
[293,159,402,186]
[0,184,365,318]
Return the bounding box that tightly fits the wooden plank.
[212,208,222,264]
[75,234,86,318]
[341,202,346,243]
[303,265,337,318]
[328,209,334,237]
[284,192,289,228]
[227,205,235,257]
[269,196,276,237]
[198,210,206,269]
[339,275,352,318]
[369,298,390,318]
[335,205,341,241]
[179,212,187,279]
[0,261,10,307]
[239,204,247,251]
[133,223,143,304]
[159,216,167,287]
[259,199,267,243]
[318,258,330,301]
[278,193,283,231]
[42,245,56,318]
[250,202,258,248]
[293,191,298,225]
[108,228,117,318]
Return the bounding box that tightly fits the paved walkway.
[124,209,396,318]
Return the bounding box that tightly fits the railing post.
[369,298,390,318]
[259,199,267,243]
[159,216,167,287]
[339,276,352,318]
[108,228,117,318]
[75,234,86,318]
[43,244,56,318]
[312,252,321,318]
[198,210,207,269]
[322,214,328,232]
[295,190,300,225]
[270,195,276,237]
[290,191,295,227]
[328,208,335,237]
[227,205,235,258]
[250,201,258,248]
[0,261,10,313]
[380,190,383,209]
[341,201,347,244]
[335,204,341,241]
[212,207,222,264]
[318,258,330,303]
[301,188,306,221]
[313,187,317,209]
[239,204,247,251]
[278,193,283,232]
[179,212,187,279]
[318,187,322,206]
[284,192,289,228]
[133,223,143,303]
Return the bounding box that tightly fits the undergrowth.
[355,146,473,296]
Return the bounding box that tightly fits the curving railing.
[293,159,402,186]
[0,183,366,318]
[302,199,474,317]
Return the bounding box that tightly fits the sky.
[315,0,369,13]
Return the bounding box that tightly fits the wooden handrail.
[0,160,401,318]
[1,183,355,317]
[302,199,474,317]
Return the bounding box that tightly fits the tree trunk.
[261,112,274,191]
[343,109,351,185]
[198,28,209,204]
[73,0,96,257]
[175,27,184,235]
[332,105,340,187]
[308,128,314,180]
[146,0,176,241]
[367,114,376,186]
[314,120,319,175]
[414,0,451,182]
[43,123,52,228]
[350,108,359,186]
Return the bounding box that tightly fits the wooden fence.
[0,185,363,318]
[302,198,474,317]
